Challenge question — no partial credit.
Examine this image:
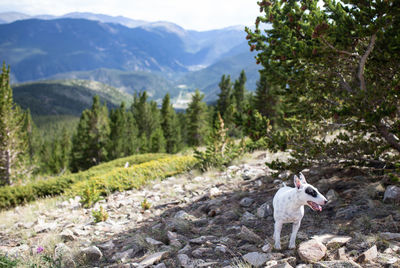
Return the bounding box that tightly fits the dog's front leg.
[273,220,283,249]
[288,219,301,249]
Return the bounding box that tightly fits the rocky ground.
[1,151,400,267]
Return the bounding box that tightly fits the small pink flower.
[36,246,44,254]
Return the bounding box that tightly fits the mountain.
[0,12,261,105]
[12,80,131,115]
[48,68,177,100]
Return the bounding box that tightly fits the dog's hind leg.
[288,220,301,249]
[273,220,283,250]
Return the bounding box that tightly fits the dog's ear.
[294,175,302,189]
[299,172,307,184]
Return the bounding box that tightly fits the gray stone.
[380,232,400,241]
[313,260,362,268]
[325,189,339,202]
[139,251,169,267]
[8,244,30,258]
[178,244,192,254]
[174,210,190,220]
[154,263,167,268]
[298,239,327,263]
[215,245,227,254]
[242,252,269,267]
[54,243,72,260]
[240,197,254,207]
[111,248,134,262]
[356,245,377,263]
[60,229,76,242]
[242,211,257,222]
[257,202,273,218]
[262,243,272,252]
[383,185,400,203]
[145,237,164,245]
[177,254,192,267]
[189,235,216,244]
[336,247,347,260]
[191,247,213,258]
[98,240,115,251]
[239,225,263,244]
[81,246,103,263]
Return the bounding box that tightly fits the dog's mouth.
[307,201,322,212]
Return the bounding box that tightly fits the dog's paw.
[288,244,296,249]
[274,244,281,250]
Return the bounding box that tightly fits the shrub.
[141,198,151,210]
[195,114,245,171]
[0,254,18,267]
[67,155,197,206]
[0,153,172,210]
[92,206,108,223]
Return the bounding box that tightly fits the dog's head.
[294,172,327,211]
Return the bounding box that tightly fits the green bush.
[0,254,18,267]
[0,153,172,210]
[92,206,108,223]
[68,155,197,206]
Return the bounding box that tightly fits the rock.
[356,245,378,263]
[98,240,115,251]
[313,260,362,268]
[154,263,167,268]
[215,245,227,254]
[189,235,216,244]
[335,205,359,219]
[298,239,327,263]
[54,243,72,260]
[336,247,347,260]
[278,170,291,179]
[177,254,192,267]
[146,237,164,245]
[174,210,191,220]
[111,248,134,262]
[380,232,400,241]
[34,221,57,233]
[178,244,191,254]
[257,202,273,218]
[60,229,76,242]
[241,211,257,222]
[192,247,213,258]
[81,246,103,263]
[239,225,263,244]
[383,185,400,203]
[8,244,30,258]
[242,252,269,267]
[262,243,272,252]
[240,197,254,207]
[325,189,339,202]
[139,251,169,267]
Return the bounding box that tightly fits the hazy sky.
[0,0,261,31]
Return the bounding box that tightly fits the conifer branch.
[357,33,377,91]
[320,36,360,58]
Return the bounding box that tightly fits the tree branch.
[376,119,400,153]
[320,36,360,58]
[357,33,377,91]
[336,72,354,93]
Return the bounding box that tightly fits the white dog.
[273,172,327,249]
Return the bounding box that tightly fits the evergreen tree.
[246,0,400,166]
[253,74,276,120]
[186,90,208,146]
[216,75,232,118]
[22,109,37,163]
[109,102,128,159]
[233,70,247,114]
[161,93,180,153]
[150,127,166,153]
[125,111,139,155]
[71,96,110,171]
[59,127,71,173]
[0,63,28,185]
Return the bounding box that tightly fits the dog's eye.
[305,187,317,198]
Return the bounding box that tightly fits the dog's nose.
[324,199,328,205]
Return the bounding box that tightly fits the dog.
[273,172,327,249]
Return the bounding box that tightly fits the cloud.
[0,0,260,30]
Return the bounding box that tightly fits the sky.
[0,0,261,31]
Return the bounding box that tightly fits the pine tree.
[109,102,128,159]
[0,63,28,185]
[161,93,180,153]
[70,96,110,171]
[186,90,208,146]
[216,75,232,118]
[233,70,247,114]
[59,127,71,173]
[125,111,139,155]
[253,74,276,120]
[150,127,166,153]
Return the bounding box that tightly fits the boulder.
[356,245,378,263]
[81,246,103,263]
[383,185,400,203]
[242,252,269,267]
[298,239,327,263]
[257,202,273,218]
[139,251,169,267]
